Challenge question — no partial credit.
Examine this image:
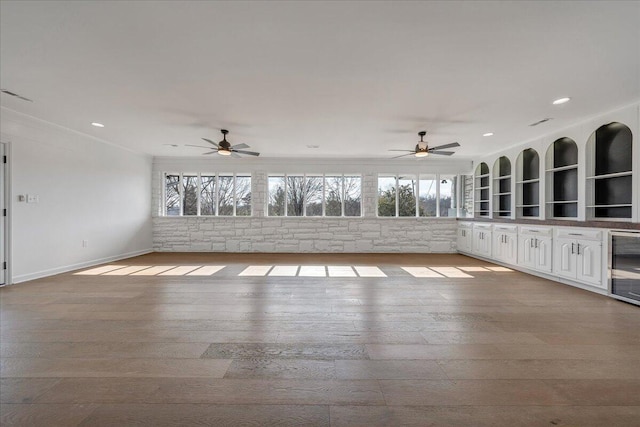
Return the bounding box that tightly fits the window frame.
[377,173,459,218]
[163,172,252,217]
[266,173,362,217]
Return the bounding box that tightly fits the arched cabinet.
[545,137,578,218]
[493,156,511,218]
[474,162,490,218]
[516,148,540,218]
[586,122,633,220]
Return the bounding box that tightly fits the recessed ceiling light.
[91,122,105,128]
[483,132,494,137]
[306,145,319,149]
[552,97,571,105]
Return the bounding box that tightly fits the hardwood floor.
[1,252,639,426]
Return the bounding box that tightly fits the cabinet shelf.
[546,200,578,204]
[494,175,512,180]
[587,204,632,208]
[516,178,540,184]
[586,171,632,180]
[517,204,540,208]
[475,186,490,190]
[546,164,578,173]
[493,192,511,196]
[476,173,490,179]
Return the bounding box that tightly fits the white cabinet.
[457,222,473,253]
[472,224,492,257]
[493,225,518,264]
[518,226,552,273]
[553,228,603,287]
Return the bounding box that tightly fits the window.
[343,175,361,216]
[165,174,181,216]
[235,175,252,216]
[267,174,361,217]
[268,176,285,216]
[164,173,251,216]
[378,174,456,217]
[182,175,198,216]
[418,175,437,217]
[439,175,455,217]
[398,175,417,217]
[200,175,216,215]
[218,174,234,216]
[378,175,397,217]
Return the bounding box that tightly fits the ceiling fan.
[186,129,260,157]
[389,131,460,158]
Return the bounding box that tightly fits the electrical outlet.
[26,194,39,203]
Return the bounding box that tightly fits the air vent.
[1,89,33,102]
[529,118,552,127]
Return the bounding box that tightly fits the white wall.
[1,108,153,283]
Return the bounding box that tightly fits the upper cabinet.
[516,148,540,218]
[492,156,512,218]
[545,137,578,219]
[474,162,490,218]
[586,122,633,220]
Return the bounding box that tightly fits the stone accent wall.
[153,217,457,253]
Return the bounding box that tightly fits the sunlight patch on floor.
[458,266,491,272]
[239,265,273,276]
[401,267,445,278]
[159,266,202,276]
[187,266,226,276]
[299,266,327,277]
[486,266,513,272]
[353,266,387,277]
[430,267,474,278]
[103,266,152,276]
[74,265,128,275]
[328,266,357,277]
[269,265,299,276]
[131,266,177,276]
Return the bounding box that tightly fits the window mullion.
[436,174,441,217]
[196,173,201,216]
[322,174,326,217]
[284,174,288,217]
[416,177,420,218]
[395,175,399,217]
[214,173,219,216]
[232,174,237,216]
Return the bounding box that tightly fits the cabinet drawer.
[518,226,552,237]
[556,228,602,241]
[494,224,518,233]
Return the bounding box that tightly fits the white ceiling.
[1,1,639,159]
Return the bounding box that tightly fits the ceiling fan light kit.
[187,129,260,158]
[389,131,460,159]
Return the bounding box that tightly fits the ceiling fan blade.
[231,143,249,150]
[186,144,215,149]
[429,150,455,156]
[233,149,260,156]
[391,153,415,159]
[231,152,241,158]
[202,138,220,147]
[428,142,460,151]
[202,151,218,155]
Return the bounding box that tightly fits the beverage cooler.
[609,230,640,305]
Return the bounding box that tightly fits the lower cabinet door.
[518,235,536,269]
[536,236,553,273]
[504,233,518,265]
[577,241,603,287]
[554,238,576,279]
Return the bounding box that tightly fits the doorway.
[0,142,7,285]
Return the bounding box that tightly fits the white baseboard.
[10,249,153,284]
